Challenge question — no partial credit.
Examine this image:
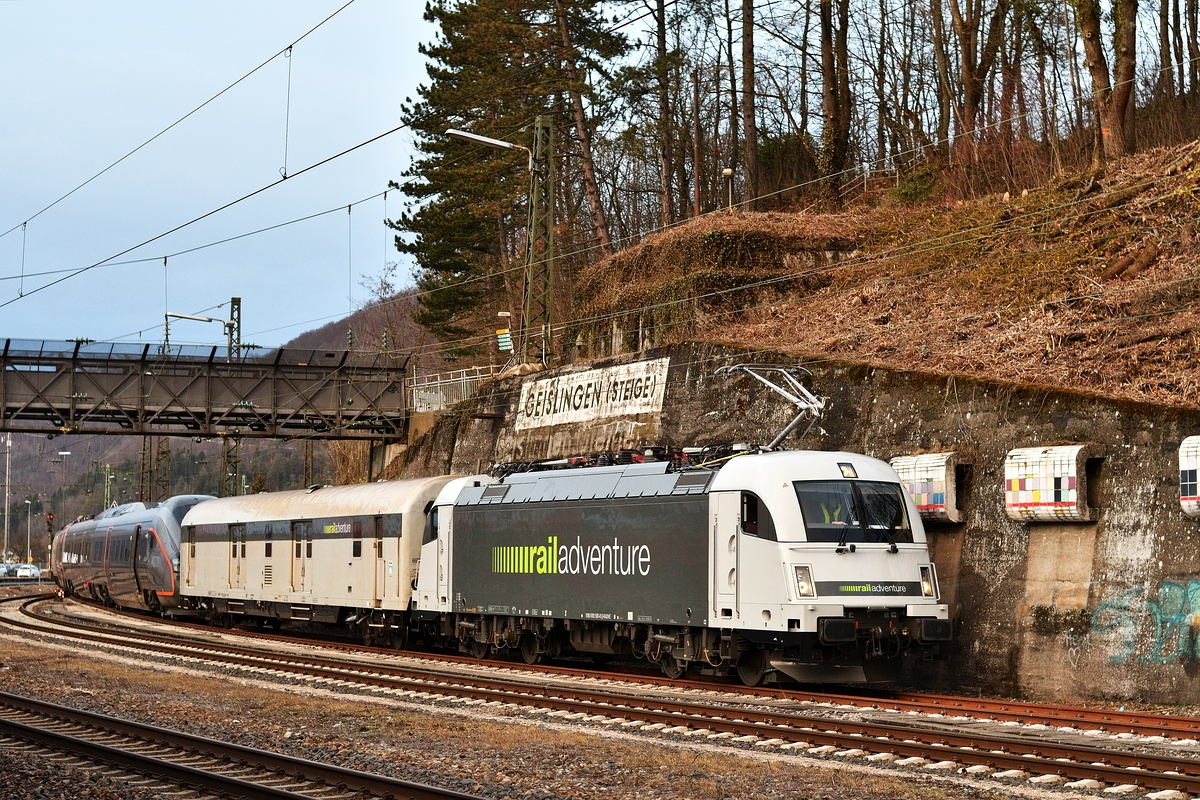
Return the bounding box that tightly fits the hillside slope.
[573,141,1200,408]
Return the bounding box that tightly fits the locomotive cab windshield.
[793,479,913,544]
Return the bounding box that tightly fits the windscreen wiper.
[835,486,860,554]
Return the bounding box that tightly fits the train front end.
[711,450,952,683]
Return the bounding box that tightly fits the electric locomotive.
[52,495,213,612]
[415,449,951,684]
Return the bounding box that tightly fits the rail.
[408,365,499,413]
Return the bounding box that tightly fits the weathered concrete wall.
[394,342,1200,703]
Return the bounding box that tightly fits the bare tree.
[1073,0,1138,162]
[555,0,613,257]
[742,0,760,208]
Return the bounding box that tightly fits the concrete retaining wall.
[394,342,1200,702]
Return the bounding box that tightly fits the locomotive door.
[228,524,246,590]
[291,521,312,593]
[372,516,385,606]
[435,508,449,605]
[713,492,739,619]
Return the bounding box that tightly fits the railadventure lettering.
[491,536,651,577]
[839,583,910,594]
[322,522,352,535]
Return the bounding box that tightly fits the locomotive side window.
[793,480,913,544]
[187,527,196,559]
[352,521,362,558]
[265,529,273,558]
[740,492,778,541]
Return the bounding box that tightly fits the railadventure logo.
[839,583,910,594]
[492,536,651,576]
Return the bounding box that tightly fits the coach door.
[713,492,739,620]
[291,521,312,593]
[372,516,385,606]
[228,524,246,590]
[132,526,145,593]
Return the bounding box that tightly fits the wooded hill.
[392,0,1200,371]
[573,139,1200,407]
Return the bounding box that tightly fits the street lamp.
[444,127,533,171]
[24,499,31,564]
[723,168,734,211]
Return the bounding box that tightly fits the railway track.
[0,690,482,800]
[55,593,1200,741]
[7,595,1200,796]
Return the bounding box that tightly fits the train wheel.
[736,649,766,687]
[391,625,409,651]
[659,652,685,679]
[470,639,491,659]
[519,635,541,664]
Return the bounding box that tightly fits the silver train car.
[51,495,213,612]
[175,449,951,684]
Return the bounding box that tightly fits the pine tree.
[393,0,625,353]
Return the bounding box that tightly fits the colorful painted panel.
[1004,445,1100,522]
[1180,436,1200,519]
[889,452,962,523]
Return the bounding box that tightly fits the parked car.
[0,564,13,578]
[15,564,40,579]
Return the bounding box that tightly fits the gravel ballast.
[0,596,1066,800]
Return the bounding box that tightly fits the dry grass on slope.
[578,140,1200,408]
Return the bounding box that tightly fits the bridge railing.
[408,365,499,413]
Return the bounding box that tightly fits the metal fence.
[408,365,499,413]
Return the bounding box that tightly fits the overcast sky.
[0,1,434,348]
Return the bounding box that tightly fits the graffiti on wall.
[1092,581,1200,664]
[1063,629,1091,668]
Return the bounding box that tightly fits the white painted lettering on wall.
[515,358,670,430]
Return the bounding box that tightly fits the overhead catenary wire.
[282,46,295,179]
[8,1,1188,356]
[344,173,1197,365]
[0,2,669,313]
[244,61,1179,346]
[0,0,360,244]
[457,212,1200,420]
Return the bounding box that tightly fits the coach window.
[352,522,362,558]
[740,492,777,541]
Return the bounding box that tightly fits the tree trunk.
[1073,0,1138,162]
[1188,0,1199,93]
[948,0,1010,160]
[928,0,954,158]
[656,0,674,228]
[1173,0,1185,92]
[819,0,852,209]
[724,0,739,173]
[554,0,612,258]
[692,69,703,217]
[1160,0,1176,98]
[741,0,759,209]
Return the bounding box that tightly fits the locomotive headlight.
[920,565,936,598]
[794,565,816,597]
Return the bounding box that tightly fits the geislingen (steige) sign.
[514,358,670,431]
